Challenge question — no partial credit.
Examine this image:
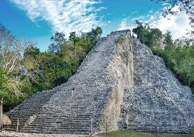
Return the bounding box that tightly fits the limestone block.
[3,114,11,125]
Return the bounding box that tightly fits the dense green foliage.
[0,24,102,112]
[133,23,194,94]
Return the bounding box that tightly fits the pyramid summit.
[5,30,194,135]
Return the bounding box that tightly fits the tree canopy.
[0,24,102,112]
[151,0,193,16]
[151,0,193,35]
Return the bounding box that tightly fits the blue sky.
[0,0,190,51]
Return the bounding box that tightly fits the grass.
[191,128,194,134]
[96,131,194,137]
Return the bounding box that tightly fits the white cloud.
[150,16,154,21]
[119,7,191,40]
[10,0,103,37]
[131,11,138,15]
[148,6,191,39]
[155,12,191,39]
[119,19,127,30]
[119,18,136,31]
[118,13,145,30]
[95,7,107,11]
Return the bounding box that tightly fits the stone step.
[21,130,91,135]
[27,123,91,128]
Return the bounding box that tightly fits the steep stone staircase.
[4,89,57,131]
[19,86,112,134]
[5,30,132,135]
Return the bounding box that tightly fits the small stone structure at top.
[4,30,194,135]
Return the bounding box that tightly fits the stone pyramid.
[5,30,194,135]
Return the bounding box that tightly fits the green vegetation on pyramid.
[133,22,194,95]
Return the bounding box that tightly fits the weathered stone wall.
[96,34,134,133]
[5,30,194,135]
[118,37,194,134]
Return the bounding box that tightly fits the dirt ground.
[0,131,88,137]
